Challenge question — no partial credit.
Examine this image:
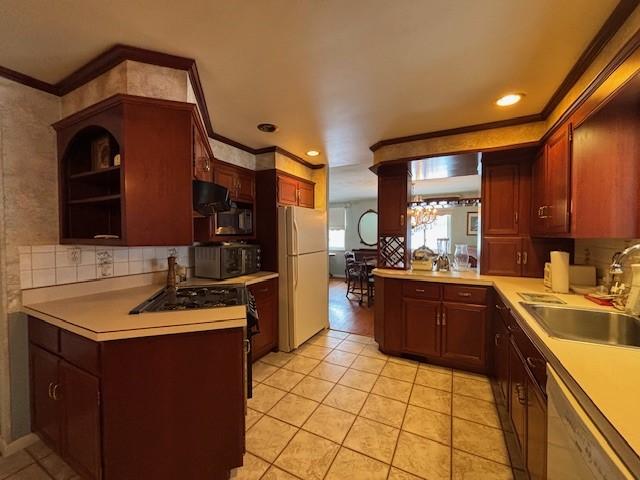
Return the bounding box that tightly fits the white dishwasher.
[547,366,635,480]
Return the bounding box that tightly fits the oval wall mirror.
[358,209,378,246]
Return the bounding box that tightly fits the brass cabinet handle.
[526,356,545,370]
[515,383,527,405]
[495,304,508,311]
[494,333,502,346]
[400,214,405,227]
[441,309,447,326]
[516,251,522,265]
[514,211,519,224]
[244,339,251,354]
[522,252,528,265]
[458,292,472,297]
[436,309,440,326]
[48,382,54,400]
[507,324,517,333]
[415,288,425,293]
[52,383,60,401]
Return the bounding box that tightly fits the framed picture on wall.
[467,212,479,235]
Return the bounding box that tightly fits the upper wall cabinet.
[531,124,571,236]
[55,95,198,246]
[571,72,640,238]
[276,173,315,208]
[214,161,255,204]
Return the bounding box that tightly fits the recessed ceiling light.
[496,93,524,107]
[257,123,278,133]
[306,150,320,157]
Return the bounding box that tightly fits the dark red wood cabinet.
[29,316,245,480]
[482,161,522,236]
[376,164,411,269]
[54,94,200,246]
[276,172,315,208]
[214,161,255,204]
[249,278,279,360]
[376,277,490,372]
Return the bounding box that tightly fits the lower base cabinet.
[249,278,279,360]
[29,316,245,480]
[441,302,488,368]
[402,298,440,357]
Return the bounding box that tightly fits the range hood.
[193,180,231,215]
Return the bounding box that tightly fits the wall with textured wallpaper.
[574,238,640,286]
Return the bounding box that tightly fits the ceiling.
[0,0,619,168]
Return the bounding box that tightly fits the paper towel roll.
[550,251,570,294]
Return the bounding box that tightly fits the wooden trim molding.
[0,65,59,95]
[369,0,639,152]
[254,146,325,170]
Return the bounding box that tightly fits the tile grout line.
[22,448,57,480]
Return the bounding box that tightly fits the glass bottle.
[453,244,470,272]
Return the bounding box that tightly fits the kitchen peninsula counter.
[373,268,640,469]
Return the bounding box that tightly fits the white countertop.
[374,268,640,464]
[23,271,278,342]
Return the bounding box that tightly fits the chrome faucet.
[610,243,640,275]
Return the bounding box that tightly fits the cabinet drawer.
[248,279,275,298]
[443,285,488,305]
[402,281,440,300]
[60,331,100,376]
[507,316,547,392]
[29,316,60,354]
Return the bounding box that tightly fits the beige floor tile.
[248,384,287,413]
[291,376,335,401]
[452,418,510,465]
[260,351,295,368]
[253,361,280,382]
[268,393,319,427]
[309,361,347,382]
[360,394,407,428]
[325,447,390,480]
[39,452,77,480]
[359,344,389,360]
[323,384,368,414]
[452,449,514,480]
[351,355,387,374]
[326,330,350,339]
[5,463,51,480]
[387,356,419,367]
[453,394,501,428]
[302,404,356,443]
[346,333,374,344]
[371,376,413,402]
[324,349,357,367]
[274,430,340,480]
[25,441,52,460]
[402,404,451,445]
[454,369,491,383]
[308,335,343,348]
[229,453,270,480]
[263,369,305,392]
[393,431,451,480]
[343,417,400,463]
[335,340,366,354]
[295,344,333,360]
[410,384,452,414]
[380,362,418,383]
[453,376,495,402]
[419,362,452,374]
[246,408,264,430]
[338,369,378,392]
[282,355,321,375]
[388,467,423,480]
[0,450,34,479]
[414,369,452,392]
[246,416,298,462]
[261,466,300,480]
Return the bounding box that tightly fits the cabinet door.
[236,170,255,204]
[249,280,278,360]
[441,303,487,369]
[402,298,440,357]
[60,361,102,480]
[30,345,61,449]
[526,373,547,480]
[545,125,571,234]
[214,165,238,199]
[493,305,510,402]
[481,237,522,276]
[298,181,315,209]
[277,174,299,206]
[193,126,213,182]
[522,238,573,278]
[531,149,546,235]
[482,163,520,235]
[509,339,527,453]
[378,174,408,236]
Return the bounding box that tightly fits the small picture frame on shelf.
[467,212,479,235]
[91,135,111,170]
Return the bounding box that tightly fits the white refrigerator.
[278,206,329,351]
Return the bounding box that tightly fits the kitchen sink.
[521,303,640,349]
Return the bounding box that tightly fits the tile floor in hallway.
[0,439,80,480]
[233,329,525,480]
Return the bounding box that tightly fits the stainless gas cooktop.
[129,285,246,314]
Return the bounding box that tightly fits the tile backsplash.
[574,238,640,284]
[19,245,194,289]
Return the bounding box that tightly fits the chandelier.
[410,203,439,229]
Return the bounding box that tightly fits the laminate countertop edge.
[373,268,640,472]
